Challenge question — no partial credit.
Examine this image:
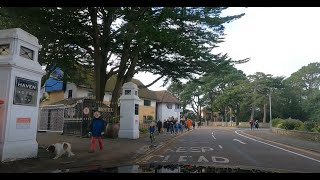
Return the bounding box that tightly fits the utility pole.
[269,89,272,129]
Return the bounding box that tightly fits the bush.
[304,121,318,132]
[280,118,304,130]
[272,118,285,128]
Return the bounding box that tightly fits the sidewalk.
[0,130,189,173]
[243,129,320,153]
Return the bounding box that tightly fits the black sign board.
[13,77,38,106]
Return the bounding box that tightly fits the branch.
[106,69,119,82]
[138,75,165,89]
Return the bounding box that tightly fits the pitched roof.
[77,75,157,100]
[154,90,181,104]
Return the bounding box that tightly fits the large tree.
[0,7,245,117]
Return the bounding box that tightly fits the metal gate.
[39,99,116,136]
[38,104,65,132]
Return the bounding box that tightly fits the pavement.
[0,129,190,173]
[0,127,319,173]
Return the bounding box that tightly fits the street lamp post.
[269,89,272,129]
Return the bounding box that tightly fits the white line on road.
[219,145,223,149]
[233,139,247,144]
[235,130,320,163]
[211,131,216,140]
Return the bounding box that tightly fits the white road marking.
[198,156,209,162]
[190,147,201,152]
[178,156,188,162]
[219,145,223,149]
[201,147,214,152]
[211,131,216,140]
[142,155,164,163]
[235,130,320,163]
[212,156,229,163]
[233,139,247,144]
[165,148,174,152]
[176,147,187,152]
[162,155,170,162]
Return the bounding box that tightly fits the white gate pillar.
[118,82,140,139]
[0,28,45,162]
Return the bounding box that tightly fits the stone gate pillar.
[118,82,140,139]
[0,28,45,162]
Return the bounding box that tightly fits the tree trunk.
[263,103,267,123]
[94,59,106,101]
[250,86,257,120]
[236,104,240,126]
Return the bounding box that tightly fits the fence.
[39,99,117,137]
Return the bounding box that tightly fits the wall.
[157,103,180,122]
[138,99,156,122]
[40,91,64,106]
[64,83,78,99]
[272,128,320,142]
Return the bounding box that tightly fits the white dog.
[46,142,75,160]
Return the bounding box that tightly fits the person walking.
[249,118,254,130]
[149,123,156,143]
[89,111,106,153]
[163,120,168,134]
[157,120,163,135]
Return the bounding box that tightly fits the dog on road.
[46,142,75,160]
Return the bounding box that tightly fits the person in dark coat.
[157,120,163,134]
[163,120,168,134]
[89,111,106,153]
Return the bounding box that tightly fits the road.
[135,128,320,173]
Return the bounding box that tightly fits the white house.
[154,90,182,122]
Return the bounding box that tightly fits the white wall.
[64,83,78,99]
[157,103,181,122]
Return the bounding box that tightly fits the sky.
[134,7,320,91]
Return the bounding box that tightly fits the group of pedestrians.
[148,116,196,143]
[249,118,259,130]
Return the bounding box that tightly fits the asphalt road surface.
[136,128,320,173]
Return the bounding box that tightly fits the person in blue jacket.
[89,111,106,153]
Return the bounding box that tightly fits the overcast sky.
[134,7,320,91]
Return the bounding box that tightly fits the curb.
[241,130,320,155]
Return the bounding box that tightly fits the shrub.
[272,118,285,128]
[304,121,318,132]
[280,118,304,130]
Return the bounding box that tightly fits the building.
[40,70,181,123]
[154,90,182,122]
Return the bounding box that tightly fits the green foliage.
[147,116,154,121]
[280,118,304,130]
[304,121,317,132]
[272,118,285,128]
[139,128,148,134]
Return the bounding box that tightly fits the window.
[135,91,138,95]
[0,44,10,55]
[19,46,34,60]
[125,90,131,95]
[143,116,147,122]
[68,90,72,98]
[166,103,172,109]
[135,104,139,115]
[144,100,151,106]
[175,104,181,109]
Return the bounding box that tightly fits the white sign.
[83,107,90,115]
[16,118,31,129]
